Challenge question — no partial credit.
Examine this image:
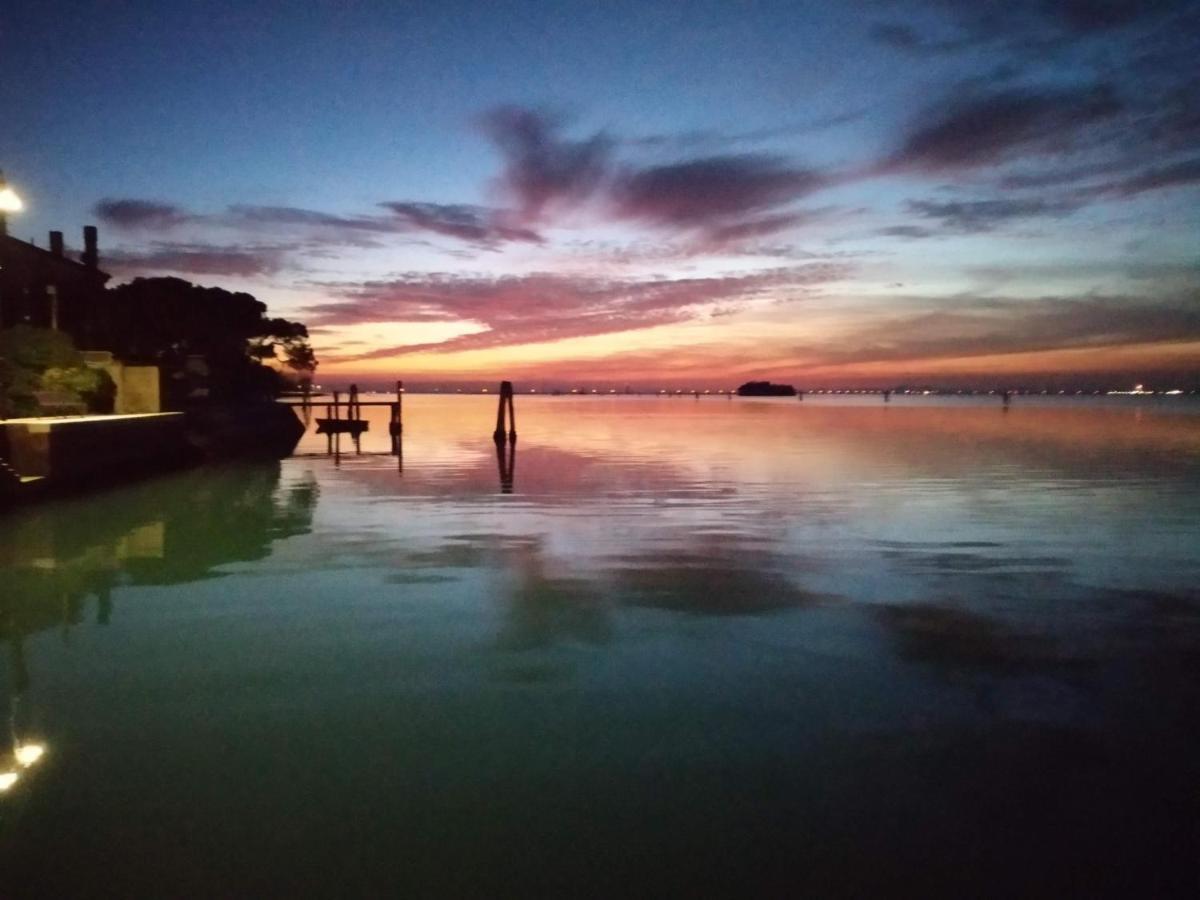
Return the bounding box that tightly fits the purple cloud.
[478,105,613,223]
[304,265,849,358]
[800,291,1200,366]
[104,242,287,277]
[227,205,399,233]
[381,202,543,248]
[612,155,825,236]
[888,84,1123,172]
[94,199,193,229]
[870,0,1190,53]
[1109,156,1200,196]
[906,197,1083,232]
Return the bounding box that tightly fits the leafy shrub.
[0,325,81,371]
[41,366,117,414]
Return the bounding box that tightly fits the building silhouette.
[0,226,110,345]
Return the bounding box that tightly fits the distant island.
[737,381,797,397]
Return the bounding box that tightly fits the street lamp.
[0,170,23,236]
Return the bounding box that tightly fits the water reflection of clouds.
[285,399,1200,660]
[296,397,1200,488]
[870,584,1200,742]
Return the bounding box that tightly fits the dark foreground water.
[1,396,1198,898]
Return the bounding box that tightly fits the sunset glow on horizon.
[4,1,1197,389]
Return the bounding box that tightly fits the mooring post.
[328,391,339,454]
[493,382,507,442]
[349,384,362,453]
[884,389,891,403]
[494,380,516,444]
[390,379,403,454]
[506,383,516,444]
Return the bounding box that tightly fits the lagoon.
[2,396,1198,897]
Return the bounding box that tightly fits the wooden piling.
[349,384,363,453]
[493,381,516,444]
[389,380,404,454]
[327,391,338,454]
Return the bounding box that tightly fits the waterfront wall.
[0,413,188,484]
[81,352,162,414]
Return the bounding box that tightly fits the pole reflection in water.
[496,439,516,493]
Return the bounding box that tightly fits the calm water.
[2,396,1198,897]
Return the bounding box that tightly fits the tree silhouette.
[100,277,316,401]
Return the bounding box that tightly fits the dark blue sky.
[3,1,1198,386]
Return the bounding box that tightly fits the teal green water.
[2,397,1199,897]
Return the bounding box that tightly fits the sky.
[2,0,1198,389]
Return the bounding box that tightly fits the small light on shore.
[0,185,22,213]
[15,743,45,767]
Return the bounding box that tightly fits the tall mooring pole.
[390,380,404,454]
[493,381,517,444]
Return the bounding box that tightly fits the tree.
[100,278,316,402]
[249,317,318,374]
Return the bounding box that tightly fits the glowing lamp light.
[15,743,45,767]
[0,771,18,792]
[0,184,22,214]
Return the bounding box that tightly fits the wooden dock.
[290,380,518,483]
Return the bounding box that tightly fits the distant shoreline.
[285,388,1200,399]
